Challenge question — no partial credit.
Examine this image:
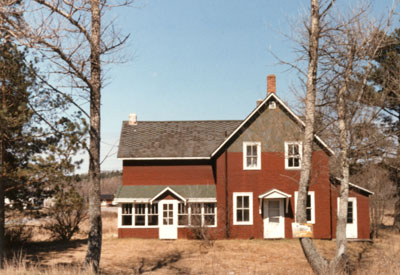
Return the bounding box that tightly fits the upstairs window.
[243,142,261,170]
[285,142,302,169]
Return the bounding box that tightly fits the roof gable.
[211,93,334,157]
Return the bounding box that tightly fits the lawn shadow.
[11,238,88,264]
[132,250,190,275]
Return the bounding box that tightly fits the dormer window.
[243,142,261,170]
[285,142,302,169]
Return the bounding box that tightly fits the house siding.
[215,150,331,239]
[122,160,215,186]
[117,95,371,240]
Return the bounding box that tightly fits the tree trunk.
[393,115,400,231]
[0,76,6,268]
[330,85,350,272]
[296,0,329,273]
[85,0,102,272]
[0,136,4,270]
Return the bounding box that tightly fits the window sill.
[285,166,301,170]
[119,225,159,228]
[233,222,253,226]
[243,167,261,170]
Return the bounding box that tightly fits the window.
[178,203,189,226]
[190,203,202,226]
[135,204,146,226]
[294,191,315,224]
[120,202,216,227]
[148,204,158,226]
[204,203,216,226]
[233,192,253,225]
[121,204,133,226]
[243,142,261,170]
[347,201,353,224]
[285,142,302,169]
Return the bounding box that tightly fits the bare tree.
[0,0,131,271]
[285,1,394,273]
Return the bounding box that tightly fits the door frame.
[158,200,178,239]
[263,198,285,239]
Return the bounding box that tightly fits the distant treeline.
[78,170,122,181]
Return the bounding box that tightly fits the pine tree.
[369,28,400,231]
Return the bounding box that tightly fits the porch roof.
[258,189,292,199]
[113,184,216,202]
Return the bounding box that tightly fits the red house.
[114,75,373,240]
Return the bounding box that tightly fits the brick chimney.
[128,113,137,125]
[267,74,276,94]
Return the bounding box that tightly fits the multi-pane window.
[135,204,146,226]
[233,193,253,225]
[178,203,189,226]
[204,203,216,226]
[122,204,132,226]
[243,142,261,170]
[162,203,173,225]
[347,201,353,224]
[285,142,302,169]
[148,204,158,226]
[190,203,202,226]
[294,191,315,224]
[120,202,216,227]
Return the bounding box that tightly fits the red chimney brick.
[267,74,276,94]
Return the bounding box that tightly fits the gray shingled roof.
[118,120,241,158]
[114,185,216,199]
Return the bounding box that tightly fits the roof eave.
[119,156,211,160]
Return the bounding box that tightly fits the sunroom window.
[122,204,133,226]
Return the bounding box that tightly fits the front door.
[159,200,177,239]
[263,199,285,238]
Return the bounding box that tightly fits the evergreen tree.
[0,38,85,266]
[369,28,400,231]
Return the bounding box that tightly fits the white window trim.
[233,192,253,225]
[243,142,261,170]
[294,191,315,224]
[118,203,159,228]
[176,202,218,228]
[285,142,302,170]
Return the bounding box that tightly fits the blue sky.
[91,0,396,173]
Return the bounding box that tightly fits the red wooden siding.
[123,161,215,186]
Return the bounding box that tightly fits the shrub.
[43,188,87,241]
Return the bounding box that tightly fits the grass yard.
[3,211,400,274]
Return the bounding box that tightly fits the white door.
[159,200,177,239]
[346,198,358,238]
[263,199,285,238]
